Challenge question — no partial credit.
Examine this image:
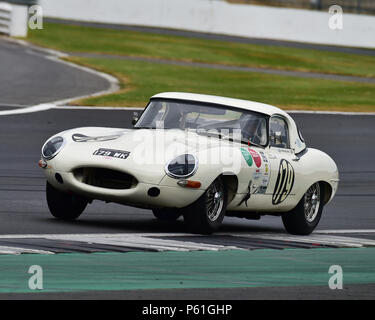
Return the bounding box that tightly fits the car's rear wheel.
[46,182,88,220]
[282,182,323,235]
[182,177,227,234]
[152,208,181,221]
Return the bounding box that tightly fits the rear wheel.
[282,182,323,235]
[46,182,88,220]
[152,208,181,221]
[182,177,227,234]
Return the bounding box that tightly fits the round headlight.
[165,154,198,179]
[42,136,65,160]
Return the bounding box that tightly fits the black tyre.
[46,182,88,220]
[282,182,323,235]
[182,177,227,234]
[152,208,181,221]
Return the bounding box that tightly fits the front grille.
[73,167,137,190]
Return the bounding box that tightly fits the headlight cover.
[42,136,66,160]
[165,154,198,179]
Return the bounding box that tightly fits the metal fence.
[227,0,375,15]
[4,0,38,6]
[0,2,12,35]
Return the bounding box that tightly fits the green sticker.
[241,148,253,167]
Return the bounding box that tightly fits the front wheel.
[182,177,227,234]
[282,182,323,235]
[46,182,88,220]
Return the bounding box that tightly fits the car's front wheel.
[282,182,323,235]
[152,208,181,221]
[182,177,227,234]
[46,182,88,220]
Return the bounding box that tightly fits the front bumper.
[44,169,205,209]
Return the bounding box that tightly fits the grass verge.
[29,22,375,79]
[25,22,375,111]
[67,56,375,112]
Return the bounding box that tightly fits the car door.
[266,115,297,210]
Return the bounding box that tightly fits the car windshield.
[135,99,269,147]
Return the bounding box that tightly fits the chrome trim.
[41,136,66,160]
[164,154,199,179]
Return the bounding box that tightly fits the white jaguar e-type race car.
[39,92,339,235]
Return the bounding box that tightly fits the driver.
[239,114,262,144]
[162,104,183,129]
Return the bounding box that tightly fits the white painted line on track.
[3,37,120,107]
[0,233,237,253]
[0,104,54,116]
[316,229,375,234]
[0,231,374,255]
[54,105,143,111]
[0,246,53,255]
[287,110,375,116]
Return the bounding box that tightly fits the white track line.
[316,229,375,234]
[0,246,53,255]
[1,37,120,111]
[0,233,237,253]
[0,104,54,116]
[54,105,143,111]
[287,110,375,116]
[0,231,374,255]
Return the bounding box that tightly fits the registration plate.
[93,148,130,159]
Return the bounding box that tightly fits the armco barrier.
[0,2,12,35]
[39,0,375,49]
[0,2,28,36]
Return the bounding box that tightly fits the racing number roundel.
[272,159,295,205]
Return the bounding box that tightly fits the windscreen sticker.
[272,159,295,205]
[240,148,253,167]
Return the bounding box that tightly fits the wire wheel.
[304,182,321,223]
[182,176,227,234]
[206,179,224,222]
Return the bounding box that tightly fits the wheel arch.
[293,180,333,210]
[220,173,239,204]
[318,180,333,206]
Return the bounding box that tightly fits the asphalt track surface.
[0,36,374,299]
[0,39,110,106]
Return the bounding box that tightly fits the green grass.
[68,57,375,111]
[26,22,375,111]
[29,22,375,78]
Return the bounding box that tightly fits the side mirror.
[132,111,141,126]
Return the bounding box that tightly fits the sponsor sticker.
[241,148,253,167]
[259,151,268,163]
[248,148,262,168]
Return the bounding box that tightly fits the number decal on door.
[272,159,295,205]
